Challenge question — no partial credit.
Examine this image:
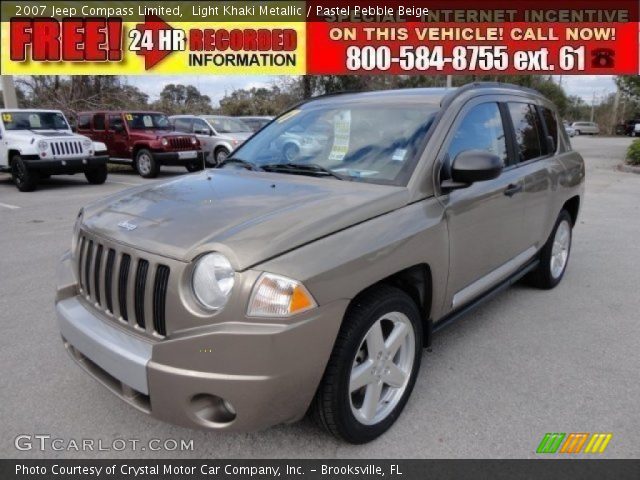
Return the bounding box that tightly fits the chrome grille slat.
[93,244,104,306]
[84,240,94,298]
[104,249,116,313]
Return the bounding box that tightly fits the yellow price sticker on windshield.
[2,113,12,122]
[125,114,133,121]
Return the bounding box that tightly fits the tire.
[214,147,230,165]
[84,164,108,184]
[312,285,423,444]
[574,130,581,136]
[11,154,38,192]
[134,149,159,178]
[527,210,573,289]
[185,161,203,172]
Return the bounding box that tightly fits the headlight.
[192,253,235,311]
[82,138,92,148]
[161,138,169,146]
[37,140,48,151]
[247,273,317,318]
[191,136,198,145]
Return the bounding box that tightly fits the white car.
[170,115,253,166]
[571,122,600,136]
[0,109,108,192]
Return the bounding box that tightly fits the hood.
[7,130,79,140]
[130,130,191,138]
[82,170,409,269]
[219,132,252,142]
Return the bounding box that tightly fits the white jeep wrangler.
[0,109,109,192]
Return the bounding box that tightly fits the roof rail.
[441,81,542,107]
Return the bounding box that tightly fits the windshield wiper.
[262,163,345,180]
[217,158,262,171]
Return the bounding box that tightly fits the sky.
[125,75,618,106]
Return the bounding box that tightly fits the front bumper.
[24,155,108,173]
[55,252,347,431]
[152,150,206,166]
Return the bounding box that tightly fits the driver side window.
[447,103,507,166]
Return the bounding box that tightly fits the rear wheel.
[312,285,422,444]
[11,155,38,192]
[84,164,108,184]
[527,210,573,289]
[135,149,159,178]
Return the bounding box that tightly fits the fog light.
[190,394,236,425]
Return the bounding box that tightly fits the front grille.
[168,136,194,150]
[51,140,84,157]
[76,234,169,338]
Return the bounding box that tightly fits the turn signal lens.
[247,273,317,318]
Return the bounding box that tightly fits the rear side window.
[108,114,124,131]
[507,103,544,162]
[447,102,508,165]
[77,114,90,130]
[173,117,193,133]
[540,107,558,150]
[93,114,105,131]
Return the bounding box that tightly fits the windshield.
[205,117,251,134]
[227,102,438,185]
[125,113,171,130]
[1,111,70,131]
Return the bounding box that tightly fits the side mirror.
[546,135,556,153]
[445,150,503,188]
[113,124,124,133]
[209,129,214,136]
[71,126,77,133]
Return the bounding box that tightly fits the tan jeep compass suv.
[56,84,584,444]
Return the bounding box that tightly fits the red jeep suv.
[76,111,205,178]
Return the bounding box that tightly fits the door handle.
[504,183,523,197]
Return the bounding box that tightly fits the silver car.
[571,121,599,136]
[170,115,253,166]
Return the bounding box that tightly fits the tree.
[16,76,149,121]
[219,84,298,116]
[151,84,214,114]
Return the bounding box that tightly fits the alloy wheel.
[349,312,415,426]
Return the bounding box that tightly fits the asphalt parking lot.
[1,136,639,459]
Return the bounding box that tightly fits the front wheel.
[11,155,38,192]
[135,149,159,178]
[84,164,108,184]
[527,210,573,289]
[312,285,422,444]
[185,161,204,172]
[214,147,230,165]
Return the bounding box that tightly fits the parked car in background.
[76,111,204,178]
[170,115,253,165]
[564,124,576,137]
[56,83,584,444]
[571,121,599,136]
[238,116,274,132]
[0,109,108,192]
[633,124,640,137]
